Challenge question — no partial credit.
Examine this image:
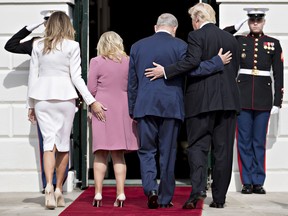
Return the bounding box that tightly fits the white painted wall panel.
[0,105,11,136]
[0,139,39,169]
[13,104,37,136]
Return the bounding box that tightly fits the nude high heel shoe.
[45,184,56,209]
[114,193,126,207]
[92,193,102,207]
[54,188,65,207]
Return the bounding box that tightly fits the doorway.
[88,0,218,180]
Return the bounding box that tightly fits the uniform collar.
[249,32,264,38]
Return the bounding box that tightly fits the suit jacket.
[235,33,283,110]
[224,26,284,110]
[4,26,39,55]
[165,23,241,117]
[27,39,95,108]
[128,31,224,121]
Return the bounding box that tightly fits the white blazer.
[27,38,95,108]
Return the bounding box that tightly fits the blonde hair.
[43,11,75,54]
[188,3,216,24]
[96,31,127,62]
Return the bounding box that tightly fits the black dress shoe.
[209,201,224,208]
[241,184,253,194]
[197,190,207,200]
[147,190,159,209]
[253,185,266,194]
[159,202,173,208]
[182,198,198,209]
[182,191,207,209]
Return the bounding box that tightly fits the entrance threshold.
[88,179,190,186]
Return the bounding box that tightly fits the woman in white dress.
[27,11,100,210]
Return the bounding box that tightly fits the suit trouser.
[236,109,270,186]
[137,116,181,205]
[186,110,237,204]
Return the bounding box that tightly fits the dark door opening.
[88,0,218,180]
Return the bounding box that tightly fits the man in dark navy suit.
[128,12,231,209]
[4,10,68,193]
[145,3,241,209]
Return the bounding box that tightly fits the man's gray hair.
[156,13,178,27]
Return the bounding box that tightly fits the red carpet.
[60,186,203,216]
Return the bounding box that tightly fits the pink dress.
[87,56,138,152]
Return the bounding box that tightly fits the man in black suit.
[145,3,241,209]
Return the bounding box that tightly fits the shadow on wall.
[3,60,30,88]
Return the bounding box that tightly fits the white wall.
[217,0,288,192]
[0,0,74,192]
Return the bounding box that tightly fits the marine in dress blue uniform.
[233,8,284,194]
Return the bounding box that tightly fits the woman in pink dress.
[87,31,138,208]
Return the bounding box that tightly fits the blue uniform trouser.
[236,109,270,186]
[38,124,68,189]
[137,116,181,205]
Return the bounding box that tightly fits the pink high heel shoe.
[114,193,126,207]
[45,184,56,209]
[54,188,65,207]
[92,193,102,207]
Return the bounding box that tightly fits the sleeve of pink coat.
[87,57,98,98]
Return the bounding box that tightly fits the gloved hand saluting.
[26,21,45,32]
[234,17,249,31]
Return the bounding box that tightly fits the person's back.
[29,38,81,101]
[185,24,241,117]
[128,12,186,208]
[129,31,186,120]
[87,31,138,208]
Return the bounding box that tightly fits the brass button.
[255,48,258,52]
[255,38,259,42]
[254,60,257,63]
[254,66,257,69]
[254,54,258,57]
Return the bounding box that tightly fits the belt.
[238,69,271,76]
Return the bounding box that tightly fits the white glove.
[26,21,45,32]
[270,106,280,115]
[234,18,248,31]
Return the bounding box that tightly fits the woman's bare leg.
[111,150,126,196]
[93,150,109,195]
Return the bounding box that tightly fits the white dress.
[27,39,95,152]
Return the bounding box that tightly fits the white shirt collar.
[156,30,171,35]
[200,21,210,29]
